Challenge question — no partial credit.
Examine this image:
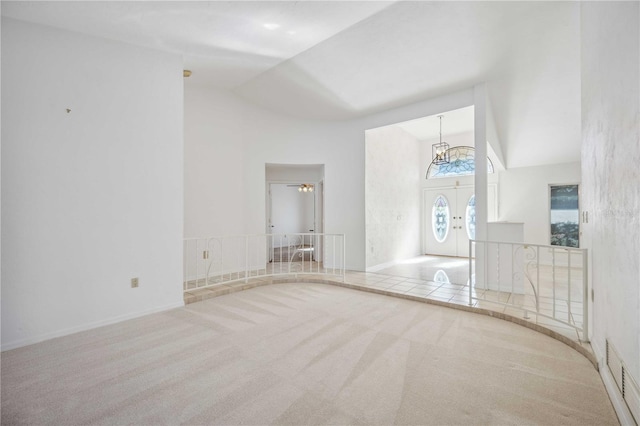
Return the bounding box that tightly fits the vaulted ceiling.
[2,1,582,169]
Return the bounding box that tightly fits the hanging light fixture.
[298,184,314,193]
[432,115,450,165]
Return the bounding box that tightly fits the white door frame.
[266,180,323,261]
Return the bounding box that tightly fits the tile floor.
[184,255,591,360]
[372,255,586,342]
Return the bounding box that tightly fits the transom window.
[426,146,494,179]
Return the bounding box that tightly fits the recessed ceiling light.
[263,23,280,31]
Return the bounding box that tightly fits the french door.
[424,185,497,257]
[424,187,475,257]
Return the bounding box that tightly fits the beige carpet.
[1,283,618,425]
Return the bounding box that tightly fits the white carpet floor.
[1,283,618,425]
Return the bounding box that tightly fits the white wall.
[240,102,366,270]
[498,162,581,245]
[1,3,3,338]
[185,85,474,270]
[1,19,184,350]
[184,88,246,238]
[265,164,324,183]
[581,0,640,402]
[185,86,364,267]
[365,125,421,269]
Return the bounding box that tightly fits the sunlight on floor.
[369,254,586,345]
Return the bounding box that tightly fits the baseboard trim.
[1,300,185,352]
[592,340,637,426]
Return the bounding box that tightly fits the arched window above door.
[426,146,494,179]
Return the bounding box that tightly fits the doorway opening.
[265,164,324,263]
[365,105,500,271]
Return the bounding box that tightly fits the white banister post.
[245,235,249,283]
[568,249,572,324]
[474,84,488,288]
[342,234,346,282]
[469,239,473,306]
[583,249,589,342]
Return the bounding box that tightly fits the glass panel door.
[424,189,458,256]
[432,195,450,243]
[424,185,498,258]
[454,187,474,258]
[424,186,475,257]
[465,195,476,240]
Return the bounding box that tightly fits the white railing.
[184,233,346,292]
[469,239,588,341]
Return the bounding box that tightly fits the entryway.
[423,184,496,257]
[268,183,317,262]
[265,164,324,263]
[424,186,475,257]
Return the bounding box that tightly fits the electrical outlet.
[131,277,139,288]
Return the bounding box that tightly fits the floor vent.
[606,339,640,425]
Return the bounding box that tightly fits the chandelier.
[432,115,450,165]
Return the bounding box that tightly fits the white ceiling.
[1,1,393,88]
[2,1,583,169]
[395,106,475,142]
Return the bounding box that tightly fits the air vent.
[607,340,624,392]
[606,339,640,424]
[626,373,640,426]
